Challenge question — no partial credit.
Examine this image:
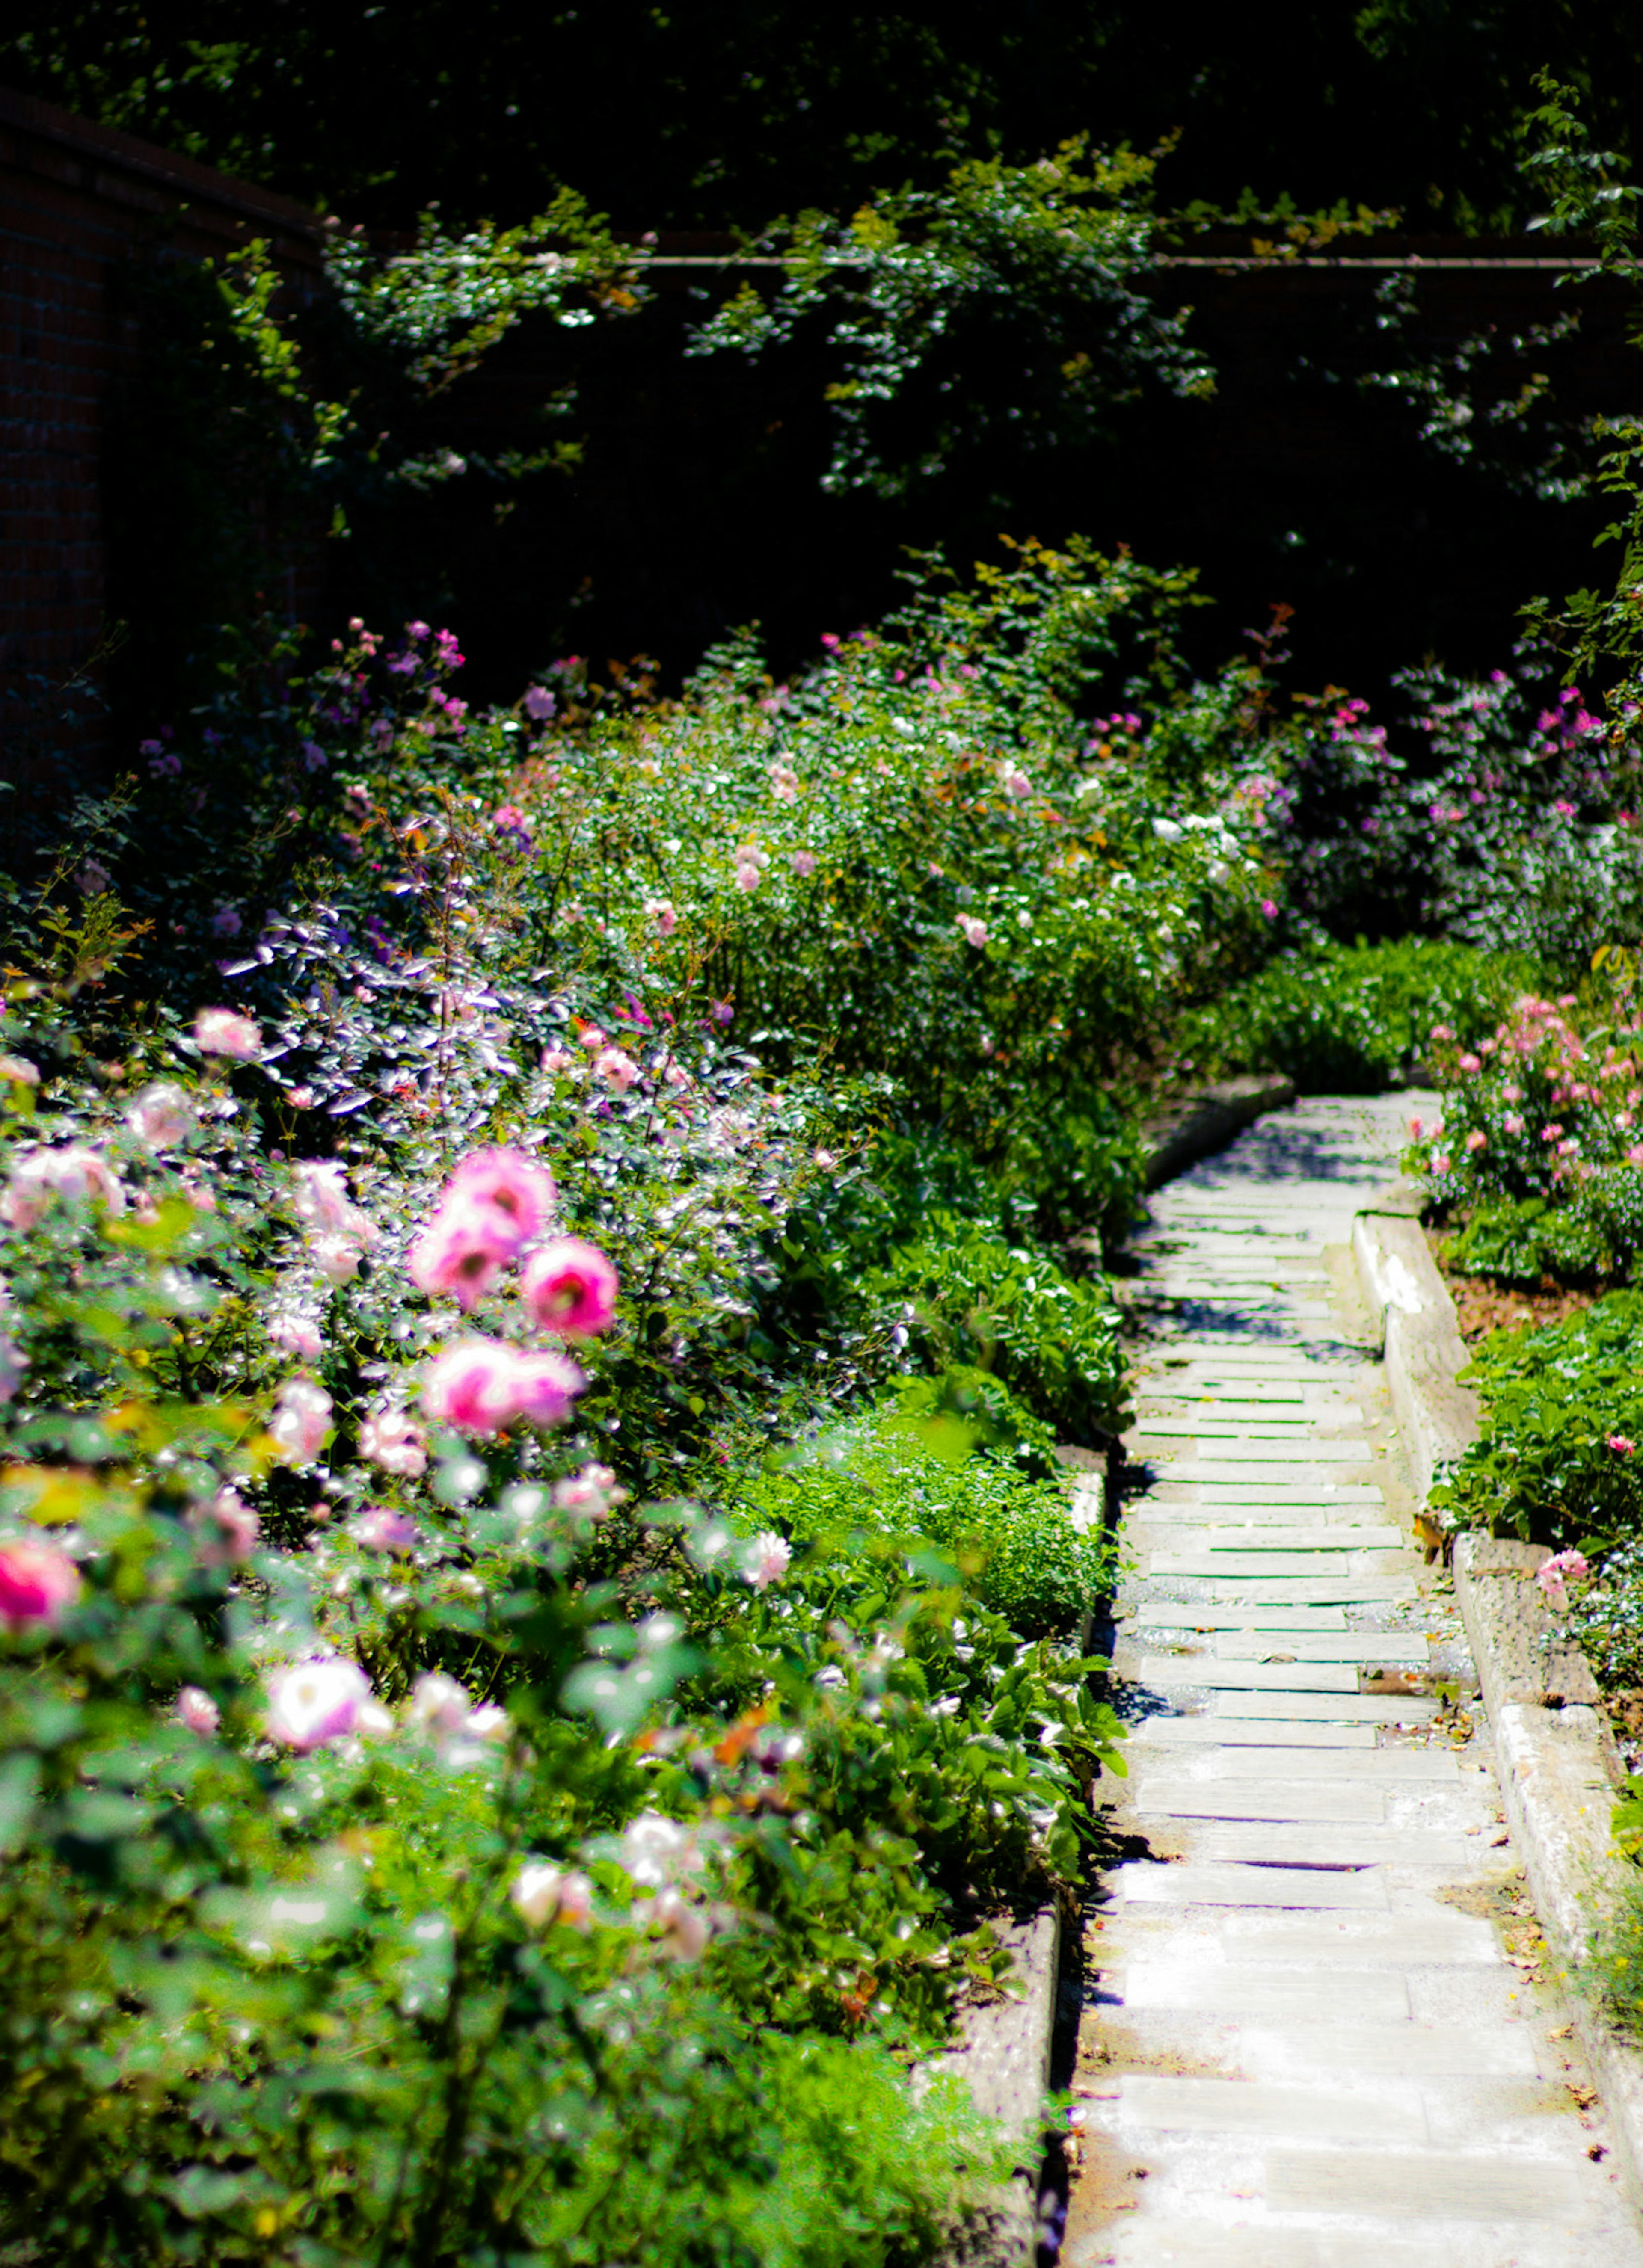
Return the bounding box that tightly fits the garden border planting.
[1359,1190,1643,2216]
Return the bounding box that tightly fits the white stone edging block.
[1361,1187,1643,2217]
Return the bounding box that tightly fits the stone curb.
[1357,1188,1643,2218]
[932,1905,1061,2268]
[1141,1074,1298,1190]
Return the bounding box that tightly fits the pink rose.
[507,1349,587,1429]
[421,1340,586,1433]
[593,1047,640,1092]
[1610,1436,1636,1457]
[521,1238,620,1336]
[2,1145,125,1228]
[407,1193,514,1312]
[741,1531,792,1591]
[552,1462,628,1521]
[645,898,679,935]
[0,1540,81,1631]
[125,1081,194,1150]
[735,862,761,892]
[1464,1130,1487,1153]
[1430,1153,1453,1175]
[269,1315,324,1364]
[353,1507,419,1554]
[957,915,988,950]
[447,1147,556,1249]
[193,1007,261,1060]
[188,1486,260,1566]
[269,1377,332,1466]
[791,850,817,878]
[1457,1052,1481,1074]
[0,1334,28,1406]
[1001,766,1031,800]
[174,1686,221,1736]
[524,685,555,720]
[265,1657,372,1751]
[358,1409,428,1477]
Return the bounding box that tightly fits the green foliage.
[1430,1293,1643,1546]
[1183,938,1537,1093]
[742,1376,1110,1637]
[690,138,1213,497]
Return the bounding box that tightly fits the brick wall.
[0,84,323,776]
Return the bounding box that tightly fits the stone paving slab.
[1067,1093,1643,2267]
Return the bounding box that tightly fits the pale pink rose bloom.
[769,762,799,802]
[552,1462,629,1520]
[309,1232,366,1285]
[174,1686,221,1736]
[0,1056,39,1086]
[507,1349,587,1428]
[0,1540,80,1630]
[663,1059,689,1088]
[579,1026,608,1052]
[523,685,555,720]
[466,1705,510,1743]
[269,1314,324,1363]
[1408,1117,1424,1139]
[521,1238,620,1336]
[790,850,817,878]
[189,1486,260,1566]
[593,1046,640,1092]
[1457,1052,1481,1074]
[647,1886,709,1960]
[447,1148,556,1249]
[421,1339,522,1432]
[1464,1130,1487,1153]
[620,1811,701,1888]
[1429,1153,1453,1175]
[0,1335,27,1405]
[359,1409,428,1477]
[269,1377,332,1465]
[1535,1549,1590,1608]
[1629,1144,1643,1167]
[742,1531,792,1591]
[956,914,988,949]
[1502,1113,1524,1135]
[540,1047,578,1073]
[265,1657,372,1751]
[193,1007,261,1060]
[812,1147,838,1171]
[1001,766,1031,800]
[291,1161,371,1239]
[1429,1023,1454,1042]
[2,1145,125,1228]
[407,1194,513,1312]
[735,862,761,892]
[408,1671,473,1739]
[125,1081,194,1149]
[512,1859,592,1930]
[645,898,679,935]
[353,1507,419,1554]
[1610,1436,1637,1457]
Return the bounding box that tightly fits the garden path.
[1064,1094,1643,2268]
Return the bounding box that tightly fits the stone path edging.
[1359,1183,1643,2219]
[1141,1075,1297,1191]
[934,1906,1061,2267]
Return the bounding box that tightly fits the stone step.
[1188,1822,1474,1866]
[1118,1960,1409,2020]
[1133,1577,1415,1604]
[1124,1717,1379,1751]
[1139,1441,1375,1464]
[1144,1551,1411,1581]
[1129,1605,1352,1630]
[1118,1862,1390,1909]
[1112,2074,1426,2144]
[1139,1525,1405,1552]
[1146,1746,1463,1781]
[1211,1693,1438,1723]
[1136,1656,1361,1694]
[1134,1779,1388,1824]
[1264,2145,1591,2224]
[1216,1632,1435,1662]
